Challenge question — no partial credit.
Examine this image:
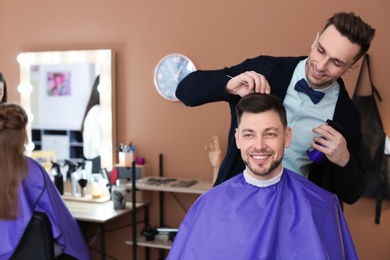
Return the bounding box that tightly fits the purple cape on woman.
[167,169,358,260]
[1,157,90,260]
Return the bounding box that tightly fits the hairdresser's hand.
[226,71,271,97]
[311,123,350,167]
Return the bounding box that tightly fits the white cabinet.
[32,129,84,162]
[41,132,69,160]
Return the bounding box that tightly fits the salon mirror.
[18,49,116,170]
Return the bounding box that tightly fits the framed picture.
[47,71,71,96]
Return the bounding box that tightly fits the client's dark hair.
[236,93,287,128]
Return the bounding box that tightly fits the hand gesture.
[205,136,223,183]
[205,135,222,168]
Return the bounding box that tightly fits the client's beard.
[243,156,282,177]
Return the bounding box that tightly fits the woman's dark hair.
[0,103,28,219]
[0,72,7,103]
[81,75,100,132]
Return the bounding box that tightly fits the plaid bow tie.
[294,79,325,104]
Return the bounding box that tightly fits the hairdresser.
[176,12,376,204]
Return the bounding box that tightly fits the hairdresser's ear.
[343,63,359,75]
[311,32,320,50]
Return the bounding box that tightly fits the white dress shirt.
[282,59,340,177]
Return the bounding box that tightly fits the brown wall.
[1,1,390,259]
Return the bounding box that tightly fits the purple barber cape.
[1,157,90,260]
[167,169,358,260]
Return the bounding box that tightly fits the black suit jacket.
[176,55,367,204]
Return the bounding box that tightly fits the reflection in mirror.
[18,50,115,170]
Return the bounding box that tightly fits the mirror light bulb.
[25,142,35,152]
[17,84,33,94]
[17,53,26,64]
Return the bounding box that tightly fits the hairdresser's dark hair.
[236,93,287,128]
[322,12,376,62]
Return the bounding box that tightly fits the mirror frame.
[18,49,116,170]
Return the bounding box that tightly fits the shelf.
[126,177,213,194]
[126,235,172,250]
[127,155,214,260]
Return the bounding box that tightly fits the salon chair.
[10,211,55,260]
